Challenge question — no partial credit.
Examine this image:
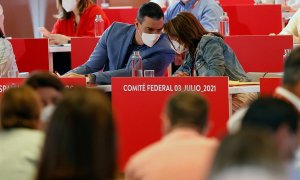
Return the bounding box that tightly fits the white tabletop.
[229,85,260,94]
[49,44,71,53]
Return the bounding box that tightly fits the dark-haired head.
[137,2,164,23]
[241,97,299,161]
[24,71,64,106]
[164,12,222,60]
[163,92,208,133]
[37,88,116,179]
[242,97,299,134]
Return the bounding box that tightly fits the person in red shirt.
[40,0,110,45]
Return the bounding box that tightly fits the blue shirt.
[175,34,249,81]
[67,22,175,84]
[164,0,223,31]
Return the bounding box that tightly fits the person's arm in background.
[65,23,114,76]
[91,50,175,85]
[198,4,223,32]
[279,9,300,43]
[164,1,184,23]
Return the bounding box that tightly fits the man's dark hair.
[24,71,64,92]
[137,2,164,23]
[283,47,300,86]
[165,92,208,132]
[241,97,299,134]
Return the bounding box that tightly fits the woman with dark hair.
[164,12,249,81]
[0,86,44,179]
[40,0,110,45]
[37,88,116,179]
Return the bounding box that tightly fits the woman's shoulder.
[199,34,222,47]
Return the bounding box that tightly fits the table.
[48,44,71,72]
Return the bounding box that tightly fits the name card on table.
[260,77,282,96]
[112,77,229,170]
[0,78,86,94]
[0,78,24,93]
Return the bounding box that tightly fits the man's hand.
[173,71,189,77]
[62,72,85,78]
[49,34,70,45]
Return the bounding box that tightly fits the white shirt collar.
[275,86,300,112]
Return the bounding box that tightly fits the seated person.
[0,87,44,179]
[36,88,116,179]
[279,8,300,43]
[164,0,223,32]
[125,92,219,180]
[63,2,175,85]
[210,128,287,180]
[24,71,64,125]
[164,12,249,81]
[0,3,5,34]
[0,5,18,77]
[150,0,180,8]
[40,0,110,45]
[259,0,300,12]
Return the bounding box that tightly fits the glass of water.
[144,70,155,77]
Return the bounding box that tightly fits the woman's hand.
[49,34,70,45]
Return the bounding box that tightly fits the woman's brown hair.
[36,88,116,179]
[164,12,223,61]
[0,86,41,129]
[55,0,94,19]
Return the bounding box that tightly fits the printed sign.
[112,77,229,170]
[260,77,281,96]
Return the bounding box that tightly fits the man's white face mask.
[170,40,188,54]
[141,32,161,47]
[62,0,77,12]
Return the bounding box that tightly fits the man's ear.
[134,19,139,29]
[161,112,171,134]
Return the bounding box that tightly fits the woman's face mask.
[62,0,77,12]
[170,40,188,54]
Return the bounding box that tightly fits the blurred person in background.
[210,128,287,180]
[125,92,219,180]
[240,97,300,179]
[37,88,116,179]
[279,8,300,43]
[0,3,18,77]
[259,0,300,12]
[150,0,180,8]
[164,0,223,32]
[0,87,44,180]
[24,71,64,127]
[39,0,110,45]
